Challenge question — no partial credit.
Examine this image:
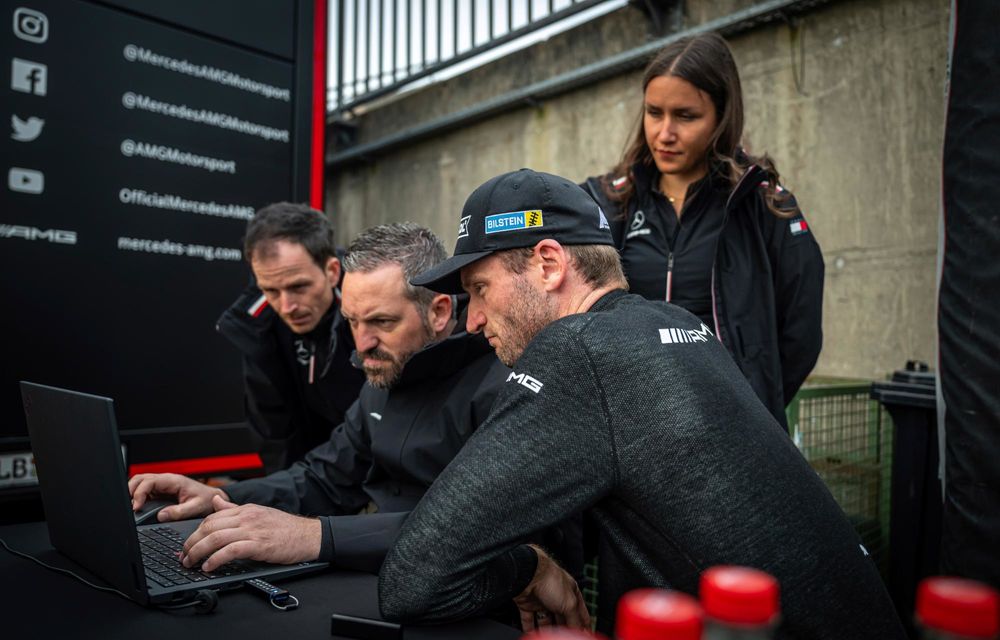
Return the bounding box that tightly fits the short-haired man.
[217,202,366,472]
[131,223,509,572]
[379,170,906,639]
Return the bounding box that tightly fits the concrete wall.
[327,0,949,380]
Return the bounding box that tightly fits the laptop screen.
[20,382,148,603]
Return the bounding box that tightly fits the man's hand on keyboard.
[180,495,322,572]
[129,473,228,522]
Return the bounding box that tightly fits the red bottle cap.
[520,630,607,640]
[615,588,702,640]
[700,565,780,625]
[916,576,1000,638]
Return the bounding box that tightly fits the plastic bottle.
[699,566,780,639]
[615,588,703,640]
[915,576,999,639]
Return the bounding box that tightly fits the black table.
[0,522,520,639]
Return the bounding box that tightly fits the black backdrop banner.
[0,0,316,439]
[938,0,1000,588]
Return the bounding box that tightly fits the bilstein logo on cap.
[484,210,543,235]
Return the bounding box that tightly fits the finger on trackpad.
[134,499,176,525]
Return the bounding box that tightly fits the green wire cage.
[787,380,894,577]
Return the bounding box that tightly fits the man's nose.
[354,327,378,352]
[466,304,486,334]
[278,292,297,314]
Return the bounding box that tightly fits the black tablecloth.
[0,521,520,639]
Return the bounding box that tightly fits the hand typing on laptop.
[20,382,329,606]
[180,495,322,572]
[129,475,323,571]
[110,225,583,602]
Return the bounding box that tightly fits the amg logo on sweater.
[507,371,543,393]
[659,323,714,345]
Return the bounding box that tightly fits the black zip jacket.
[225,330,510,572]
[582,164,824,427]
[379,291,905,640]
[216,283,366,472]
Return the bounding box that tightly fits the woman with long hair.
[582,32,824,428]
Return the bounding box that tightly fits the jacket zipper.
[665,252,674,302]
[308,341,316,384]
[710,265,722,339]
[665,197,681,303]
[711,164,763,346]
[316,289,345,381]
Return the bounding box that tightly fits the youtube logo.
[8,167,45,194]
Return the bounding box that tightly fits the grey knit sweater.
[379,290,905,639]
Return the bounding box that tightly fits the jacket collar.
[588,289,630,313]
[633,161,732,207]
[300,300,337,343]
[359,329,494,389]
[315,300,348,378]
[631,161,658,200]
[725,163,766,211]
[631,157,765,213]
[217,287,346,366]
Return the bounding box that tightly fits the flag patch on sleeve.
[789,217,809,236]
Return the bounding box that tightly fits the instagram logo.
[13,7,49,44]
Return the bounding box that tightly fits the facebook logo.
[11,58,47,96]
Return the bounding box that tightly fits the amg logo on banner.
[0,224,77,245]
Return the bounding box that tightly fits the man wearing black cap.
[378,169,906,639]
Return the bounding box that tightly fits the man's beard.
[360,317,436,389]
[493,277,556,367]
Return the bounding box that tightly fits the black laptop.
[20,381,327,605]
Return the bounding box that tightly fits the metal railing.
[327,0,835,167]
[330,0,612,113]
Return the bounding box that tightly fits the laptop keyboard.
[139,526,253,588]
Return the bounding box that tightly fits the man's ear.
[534,240,568,292]
[325,256,342,288]
[426,293,454,334]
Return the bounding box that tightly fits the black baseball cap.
[411,168,614,293]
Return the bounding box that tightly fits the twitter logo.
[11,115,45,142]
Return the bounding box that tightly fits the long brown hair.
[606,33,791,217]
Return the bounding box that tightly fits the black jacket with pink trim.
[216,281,365,473]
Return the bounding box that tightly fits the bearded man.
[379,170,906,640]
[129,223,509,572]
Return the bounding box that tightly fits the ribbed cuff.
[318,517,336,562]
[219,481,249,504]
[508,544,539,595]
